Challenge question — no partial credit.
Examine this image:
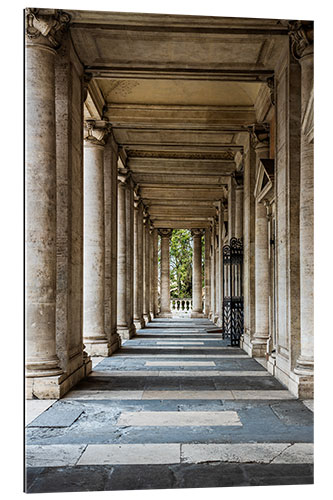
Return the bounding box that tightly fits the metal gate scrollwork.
[222,237,244,346]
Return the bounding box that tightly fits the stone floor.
[25,318,314,492]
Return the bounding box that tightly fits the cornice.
[126,150,235,161]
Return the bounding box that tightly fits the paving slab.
[26,444,86,467]
[25,400,56,426]
[78,443,181,465]
[117,410,242,427]
[28,403,83,427]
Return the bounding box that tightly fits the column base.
[158,311,172,318]
[190,311,204,318]
[109,333,121,353]
[134,317,145,330]
[83,339,113,357]
[245,336,269,358]
[143,313,152,324]
[274,362,314,399]
[26,360,90,400]
[117,324,136,340]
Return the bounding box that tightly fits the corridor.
[25,319,313,492]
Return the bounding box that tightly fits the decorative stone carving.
[288,21,314,60]
[158,228,173,238]
[84,120,112,146]
[25,8,71,49]
[266,76,275,106]
[191,228,204,238]
[249,124,270,150]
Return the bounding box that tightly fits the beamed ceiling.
[71,9,287,229]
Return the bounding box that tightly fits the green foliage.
[169,229,193,298]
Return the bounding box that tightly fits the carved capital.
[158,228,173,238]
[249,123,270,150]
[25,8,71,50]
[289,21,314,60]
[233,171,244,187]
[84,119,111,147]
[191,228,204,238]
[117,167,131,187]
[266,76,275,106]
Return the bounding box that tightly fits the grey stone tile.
[28,403,83,428]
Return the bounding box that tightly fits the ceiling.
[72,9,286,229]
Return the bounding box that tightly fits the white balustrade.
[170,298,193,316]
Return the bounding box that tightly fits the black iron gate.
[222,237,244,346]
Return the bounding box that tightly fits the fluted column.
[158,229,173,317]
[133,196,145,329]
[83,121,112,356]
[143,214,152,323]
[191,229,204,317]
[291,23,314,381]
[26,9,71,398]
[252,128,270,357]
[204,227,211,317]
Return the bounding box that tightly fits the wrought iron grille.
[222,237,244,346]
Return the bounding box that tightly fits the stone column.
[291,23,314,383]
[158,229,173,317]
[217,201,225,326]
[149,224,155,319]
[133,196,145,329]
[83,120,112,357]
[26,9,71,398]
[191,229,204,317]
[125,179,135,335]
[152,229,159,316]
[252,128,270,357]
[204,227,211,317]
[143,214,152,324]
[235,178,244,240]
[210,221,216,320]
[228,178,236,240]
[117,173,135,339]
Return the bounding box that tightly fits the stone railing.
[170,298,193,316]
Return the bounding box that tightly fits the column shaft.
[252,141,270,356]
[26,42,63,379]
[191,229,203,317]
[83,141,111,356]
[235,185,244,239]
[159,229,172,317]
[218,202,224,326]
[210,223,216,319]
[133,201,145,329]
[204,227,211,317]
[143,217,151,323]
[295,44,314,375]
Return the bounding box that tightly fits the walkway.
[25,318,313,492]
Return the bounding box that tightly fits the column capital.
[288,21,314,60]
[84,119,112,147]
[191,228,204,237]
[249,123,270,150]
[25,8,71,50]
[158,228,173,238]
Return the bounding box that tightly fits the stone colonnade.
[26,12,313,400]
